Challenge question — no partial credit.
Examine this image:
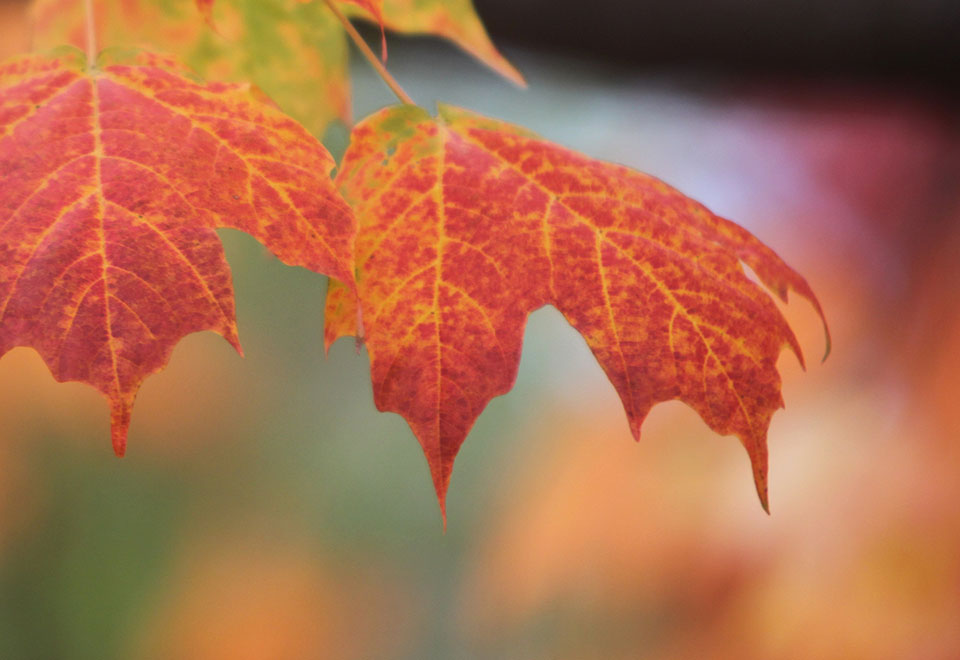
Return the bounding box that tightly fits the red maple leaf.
[325,104,829,518]
[0,50,355,454]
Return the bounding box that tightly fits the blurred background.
[1,0,959,658]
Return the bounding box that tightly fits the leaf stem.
[321,0,414,106]
[84,0,97,69]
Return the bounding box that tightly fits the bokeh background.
[2,0,960,658]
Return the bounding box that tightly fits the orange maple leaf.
[0,50,355,455]
[326,104,829,518]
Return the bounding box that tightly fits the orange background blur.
[1,1,959,658]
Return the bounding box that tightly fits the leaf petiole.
[83,0,97,69]
[321,0,414,106]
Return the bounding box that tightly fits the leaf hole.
[739,260,764,288]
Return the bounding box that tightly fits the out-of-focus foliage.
[133,527,417,660]
[457,87,960,660]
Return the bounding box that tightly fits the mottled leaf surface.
[326,104,828,515]
[0,50,355,453]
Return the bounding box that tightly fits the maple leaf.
[0,50,355,455]
[325,104,829,517]
[30,0,523,136]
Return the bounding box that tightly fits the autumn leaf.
[0,50,355,455]
[346,0,524,87]
[30,0,522,136]
[325,104,828,517]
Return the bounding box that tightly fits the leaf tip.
[483,54,526,89]
[821,322,833,364]
[224,326,243,358]
[621,404,647,443]
[110,400,132,457]
[428,458,452,531]
[748,443,770,514]
[801,286,831,364]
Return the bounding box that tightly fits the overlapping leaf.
[0,50,355,454]
[325,105,829,515]
[31,0,353,135]
[30,0,523,136]
[347,0,524,86]
[317,0,388,62]
[198,0,389,61]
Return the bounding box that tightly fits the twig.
[321,0,414,105]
